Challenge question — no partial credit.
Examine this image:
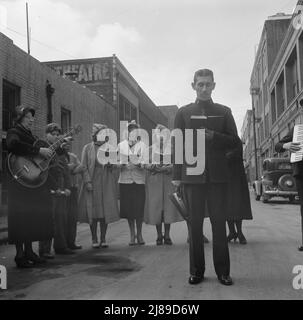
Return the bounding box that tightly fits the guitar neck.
[49,129,74,152]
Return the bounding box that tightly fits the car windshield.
[277,163,292,170]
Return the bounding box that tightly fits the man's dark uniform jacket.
[275,128,303,178]
[173,99,240,183]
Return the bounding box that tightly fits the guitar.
[7,125,82,189]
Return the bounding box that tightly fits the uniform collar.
[195,98,214,107]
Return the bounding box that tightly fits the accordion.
[291,124,303,163]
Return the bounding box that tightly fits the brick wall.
[0,32,117,208]
[0,32,117,158]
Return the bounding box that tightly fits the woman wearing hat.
[144,124,183,245]
[78,124,120,248]
[117,121,148,246]
[226,139,253,244]
[6,105,53,268]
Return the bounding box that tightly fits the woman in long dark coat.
[226,140,253,244]
[6,105,53,268]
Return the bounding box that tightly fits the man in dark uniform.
[172,69,240,285]
[275,129,303,252]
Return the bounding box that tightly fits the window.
[1,80,21,207]
[125,101,131,121]
[285,47,298,104]
[299,33,303,89]
[119,95,125,121]
[2,80,21,132]
[271,89,276,125]
[1,139,8,206]
[264,113,269,138]
[118,94,137,123]
[131,106,137,121]
[263,78,268,107]
[61,107,71,134]
[260,120,264,143]
[276,72,285,117]
[277,163,292,170]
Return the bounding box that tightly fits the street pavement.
[0,190,303,300]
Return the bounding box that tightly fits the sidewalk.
[0,214,8,245]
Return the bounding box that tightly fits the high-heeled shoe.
[156,235,163,245]
[227,233,238,242]
[14,256,34,269]
[237,233,247,245]
[164,237,173,245]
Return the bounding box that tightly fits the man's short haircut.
[193,69,214,83]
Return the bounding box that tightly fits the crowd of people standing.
[6,109,190,268]
[6,70,253,288]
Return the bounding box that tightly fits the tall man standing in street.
[172,69,240,286]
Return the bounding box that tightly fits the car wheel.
[289,196,295,204]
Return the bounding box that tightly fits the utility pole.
[26,2,30,55]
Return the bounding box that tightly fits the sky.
[0,0,299,133]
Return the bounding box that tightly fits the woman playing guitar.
[6,105,53,268]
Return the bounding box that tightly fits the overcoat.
[78,142,120,224]
[226,141,253,220]
[6,124,53,243]
[144,147,183,225]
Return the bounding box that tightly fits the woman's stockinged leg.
[156,224,162,239]
[164,224,173,245]
[100,219,108,247]
[90,219,98,243]
[128,219,136,245]
[136,218,145,245]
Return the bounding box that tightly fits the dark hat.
[45,122,62,134]
[14,105,35,123]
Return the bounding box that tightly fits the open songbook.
[290,124,303,163]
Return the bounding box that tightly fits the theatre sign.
[46,59,112,84]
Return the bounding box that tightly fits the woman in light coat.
[78,124,120,248]
[144,124,183,245]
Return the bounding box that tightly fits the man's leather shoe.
[217,275,233,286]
[25,252,47,264]
[15,257,34,268]
[188,275,204,285]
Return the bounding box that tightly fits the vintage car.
[253,158,298,203]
